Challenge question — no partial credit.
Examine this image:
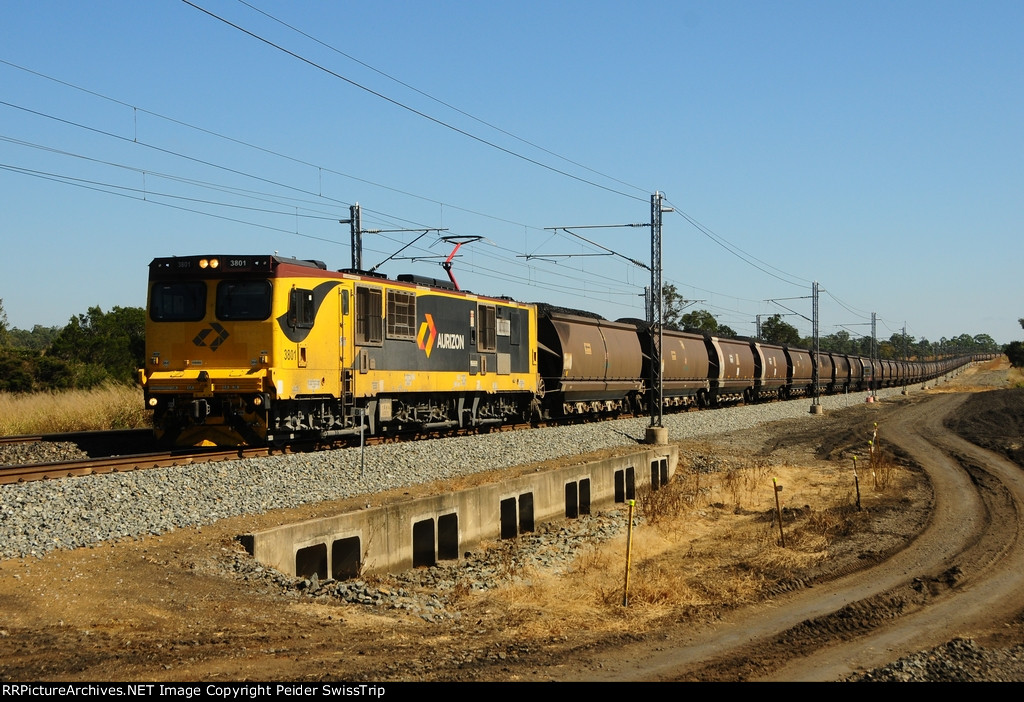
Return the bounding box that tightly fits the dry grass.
[859,424,902,492]
[869,451,899,491]
[1009,365,1024,388]
[0,384,150,435]
[477,448,891,641]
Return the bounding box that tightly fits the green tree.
[6,324,60,352]
[952,333,975,354]
[913,337,933,360]
[1006,319,1024,367]
[888,332,915,359]
[0,348,35,392]
[760,314,801,346]
[820,329,857,355]
[49,306,146,386]
[662,284,692,330]
[680,309,719,334]
[1005,341,1024,368]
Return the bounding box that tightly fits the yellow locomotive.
[141,255,539,446]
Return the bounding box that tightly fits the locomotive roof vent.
[339,268,389,279]
[396,273,458,291]
[274,257,327,270]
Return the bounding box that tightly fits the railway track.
[0,427,153,450]
[0,420,530,485]
[0,445,270,485]
[0,366,970,487]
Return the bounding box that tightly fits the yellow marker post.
[622,499,635,607]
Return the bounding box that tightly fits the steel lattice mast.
[649,192,672,432]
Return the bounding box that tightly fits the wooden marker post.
[853,456,862,511]
[773,478,786,548]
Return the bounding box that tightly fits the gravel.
[0,386,916,561]
[849,639,1024,682]
[0,441,88,466]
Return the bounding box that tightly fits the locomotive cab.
[142,255,340,446]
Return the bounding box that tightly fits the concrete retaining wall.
[240,446,678,580]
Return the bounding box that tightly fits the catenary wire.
[234,0,651,200]
[182,0,647,203]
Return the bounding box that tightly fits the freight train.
[140,254,975,446]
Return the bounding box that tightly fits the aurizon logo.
[417,314,437,357]
[193,322,229,351]
[417,314,466,358]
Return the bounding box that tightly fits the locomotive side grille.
[147,377,263,393]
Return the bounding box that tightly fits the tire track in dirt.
[754,392,1024,680]
[557,392,1024,681]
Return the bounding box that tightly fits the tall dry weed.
[0,384,149,435]
[862,433,901,493]
[870,452,901,491]
[635,478,691,525]
[608,560,679,607]
[721,459,771,507]
[474,437,920,648]
[567,544,609,577]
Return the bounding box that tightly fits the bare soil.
[1,360,1022,682]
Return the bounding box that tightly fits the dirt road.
[554,386,1024,681]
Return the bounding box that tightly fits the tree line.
[0,299,145,392]
[662,284,1003,360]
[0,293,1014,393]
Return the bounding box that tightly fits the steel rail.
[0,446,268,485]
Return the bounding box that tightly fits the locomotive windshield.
[216,280,272,320]
[149,282,206,322]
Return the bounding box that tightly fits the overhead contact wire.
[181,1,646,203]
[235,0,651,199]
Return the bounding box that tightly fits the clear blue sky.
[2,0,1021,345]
